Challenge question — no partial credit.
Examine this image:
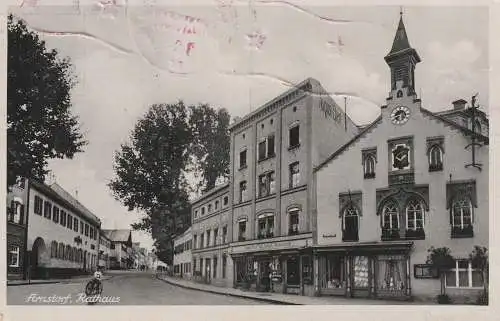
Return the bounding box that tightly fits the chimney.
[452,99,467,110]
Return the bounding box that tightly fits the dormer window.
[362,148,377,179]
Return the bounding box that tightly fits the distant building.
[173,227,192,279]
[101,229,133,269]
[21,180,101,279]
[98,232,112,270]
[191,184,232,287]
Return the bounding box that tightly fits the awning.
[313,241,414,254]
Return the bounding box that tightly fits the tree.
[426,246,455,297]
[7,14,86,188]
[469,245,488,301]
[108,101,230,263]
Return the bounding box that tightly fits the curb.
[156,276,299,305]
[7,275,114,287]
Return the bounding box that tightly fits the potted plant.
[426,246,455,304]
[469,246,488,305]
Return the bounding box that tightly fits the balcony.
[342,231,359,242]
[405,228,425,240]
[451,225,474,238]
[381,228,400,241]
[364,172,375,179]
[429,163,443,172]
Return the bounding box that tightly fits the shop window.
[342,205,359,242]
[302,255,313,285]
[451,197,474,238]
[34,196,43,215]
[288,209,299,235]
[257,213,274,239]
[44,201,52,219]
[289,162,300,188]
[239,181,248,202]
[287,256,300,286]
[320,255,346,290]
[405,199,425,239]
[258,171,275,197]
[289,125,300,149]
[8,245,20,267]
[381,201,400,240]
[240,149,247,169]
[445,260,483,288]
[238,219,247,241]
[375,255,407,295]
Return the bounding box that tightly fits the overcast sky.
[10,3,488,250]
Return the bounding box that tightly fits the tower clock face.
[390,106,411,125]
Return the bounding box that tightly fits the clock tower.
[384,12,421,100]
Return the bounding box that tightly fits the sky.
[9,3,489,250]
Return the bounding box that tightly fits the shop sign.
[231,238,310,254]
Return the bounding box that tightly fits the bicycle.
[84,271,103,305]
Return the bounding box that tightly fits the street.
[7,271,269,305]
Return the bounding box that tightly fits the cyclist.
[85,267,103,297]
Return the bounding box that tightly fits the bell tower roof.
[384,14,421,63]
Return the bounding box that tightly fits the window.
[60,210,67,227]
[214,228,219,246]
[58,243,64,259]
[206,230,211,247]
[429,145,443,171]
[201,207,205,215]
[258,135,275,161]
[239,181,248,202]
[8,246,20,267]
[213,257,218,278]
[406,199,425,231]
[289,162,300,188]
[267,135,275,157]
[222,226,227,243]
[222,255,227,278]
[289,209,299,235]
[364,155,376,178]
[239,149,247,168]
[34,196,43,215]
[208,204,212,213]
[414,264,438,279]
[258,140,267,160]
[52,206,60,223]
[342,205,359,242]
[215,200,219,210]
[16,177,26,189]
[67,214,73,229]
[238,219,247,241]
[44,201,52,219]
[9,200,23,224]
[193,235,197,249]
[396,90,403,98]
[257,213,274,239]
[451,197,474,238]
[200,233,204,248]
[194,210,198,218]
[85,223,89,237]
[258,171,275,197]
[80,221,84,234]
[73,218,79,232]
[381,201,400,240]
[289,125,300,148]
[223,196,229,206]
[90,227,94,239]
[110,243,115,250]
[445,260,483,288]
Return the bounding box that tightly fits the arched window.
[406,199,425,230]
[382,201,399,230]
[429,145,443,170]
[65,245,71,260]
[51,241,58,258]
[364,155,376,178]
[342,205,359,242]
[452,197,473,228]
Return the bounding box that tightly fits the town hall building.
[313,14,488,303]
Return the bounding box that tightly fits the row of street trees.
[108,102,231,264]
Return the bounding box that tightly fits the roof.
[30,180,101,226]
[384,15,421,62]
[101,229,132,243]
[191,183,230,205]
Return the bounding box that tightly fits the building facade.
[173,227,193,279]
[227,76,358,295]
[26,180,101,279]
[98,233,112,270]
[6,178,29,280]
[191,184,233,287]
[102,229,133,269]
[314,15,488,303]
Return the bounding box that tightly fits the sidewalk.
[156,274,430,305]
[7,274,113,286]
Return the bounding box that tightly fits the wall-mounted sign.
[322,234,336,238]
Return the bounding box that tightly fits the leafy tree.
[469,245,488,303]
[7,14,86,188]
[426,246,455,296]
[109,101,230,263]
